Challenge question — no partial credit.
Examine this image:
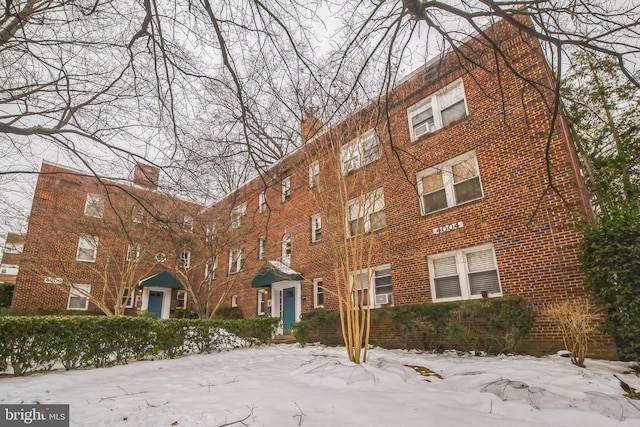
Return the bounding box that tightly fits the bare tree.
[158,198,266,319]
[303,103,390,363]
[4,2,637,194]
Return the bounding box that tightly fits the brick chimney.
[301,108,323,144]
[133,163,159,190]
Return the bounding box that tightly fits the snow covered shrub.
[546,299,600,367]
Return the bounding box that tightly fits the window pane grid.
[421,173,444,192]
[430,247,501,301]
[412,107,434,137]
[314,279,324,307]
[341,131,379,173]
[433,256,457,277]
[422,189,448,214]
[469,271,500,295]
[409,82,466,141]
[68,285,90,310]
[309,161,320,187]
[467,249,495,272]
[77,236,98,262]
[418,153,482,215]
[435,276,463,299]
[84,194,104,217]
[312,215,322,242]
[348,189,385,236]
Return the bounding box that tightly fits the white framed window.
[282,177,291,202]
[132,205,145,223]
[205,257,217,280]
[341,129,380,174]
[259,238,266,260]
[309,161,320,187]
[229,247,245,274]
[407,79,468,141]
[350,264,392,308]
[176,290,187,310]
[84,193,105,218]
[416,151,483,215]
[428,244,502,302]
[180,251,191,269]
[347,188,386,237]
[121,288,134,308]
[68,284,91,310]
[311,214,322,243]
[183,216,194,232]
[205,224,216,243]
[257,289,267,315]
[126,244,140,262]
[281,234,291,266]
[76,235,98,262]
[4,242,23,254]
[230,204,247,228]
[0,265,18,275]
[313,278,324,308]
[231,295,238,307]
[258,191,267,213]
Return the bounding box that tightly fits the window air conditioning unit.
[375,294,390,305]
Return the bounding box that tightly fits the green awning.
[251,261,304,288]
[139,271,184,289]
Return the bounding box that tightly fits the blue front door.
[282,287,295,332]
[148,291,163,319]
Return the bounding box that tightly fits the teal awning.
[139,271,184,289]
[251,261,304,288]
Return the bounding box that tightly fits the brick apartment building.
[11,17,616,355]
[0,232,24,284]
[11,162,205,319]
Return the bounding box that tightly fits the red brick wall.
[12,162,201,315]
[196,18,615,356]
[12,18,617,357]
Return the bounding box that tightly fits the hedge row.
[0,316,280,376]
[293,297,536,354]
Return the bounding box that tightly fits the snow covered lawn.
[1,344,639,426]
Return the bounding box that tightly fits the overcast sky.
[2,1,638,247]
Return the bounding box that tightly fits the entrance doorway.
[282,287,295,332]
[148,291,164,319]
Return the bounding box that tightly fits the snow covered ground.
[1,344,639,426]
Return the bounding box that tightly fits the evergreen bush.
[581,210,640,361]
[0,316,279,376]
[0,282,14,308]
[295,297,535,354]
